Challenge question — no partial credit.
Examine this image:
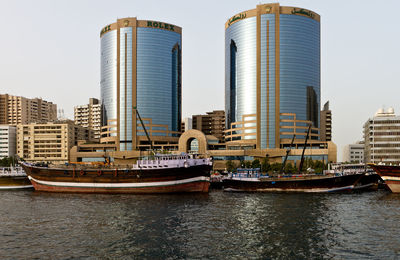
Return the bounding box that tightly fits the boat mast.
[298,124,312,174]
[280,134,296,174]
[134,107,154,151]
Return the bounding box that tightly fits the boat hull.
[351,173,381,191]
[22,164,211,194]
[381,179,400,193]
[223,173,364,193]
[368,164,400,193]
[0,176,33,190]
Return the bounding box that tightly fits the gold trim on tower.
[100,18,182,38]
[274,5,280,148]
[116,26,120,150]
[256,6,261,149]
[124,32,127,151]
[132,19,137,150]
[137,20,182,34]
[225,4,320,29]
[266,20,270,148]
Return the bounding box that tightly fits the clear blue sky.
[1,0,399,161]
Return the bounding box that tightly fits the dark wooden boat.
[0,167,33,190]
[368,164,400,193]
[210,173,224,189]
[21,108,212,194]
[21,154,212,194]
[223,126,364,193]
[326,163,381,191]
[223,169,365,193]
[353,173,381,191]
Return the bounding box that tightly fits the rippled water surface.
[1,190,400,259]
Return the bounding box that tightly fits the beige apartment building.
[74,98,102,139]
[0,94,57,125]
[364,108,400,164]
[17,120,95,164]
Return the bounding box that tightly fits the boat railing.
[142,154,192,161]
[0,167,27,176]
[134,155,211,169]
[232,172,260,178]
[28,154,211,170]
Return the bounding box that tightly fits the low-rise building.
[74,98,102,139]
[17,120,95,164]
[192,110,225,142]
[343,141,364,163]
[364,107,400,164]
[71,129,337,170]
[0,125,16,158]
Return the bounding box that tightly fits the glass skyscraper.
[100,18,182,151]
[225,3,320,149]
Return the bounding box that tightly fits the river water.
[1,189,400,259]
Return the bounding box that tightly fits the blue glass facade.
[279,15,320,139]
[260,14,276,148]
[136,27,181,137]
[100,30,117,134]
[225,17,257,139]
[101,20,182,151]
[229,40,237,125]
[225,8,320,149]
[171,44,182,136]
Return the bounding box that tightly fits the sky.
[0,0,399,161]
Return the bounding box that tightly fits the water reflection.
[101,193,212,259]
[0,190,400,258]
[220,193,330,259]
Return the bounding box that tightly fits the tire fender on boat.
[97,170,102,176]
[79,170,85,176]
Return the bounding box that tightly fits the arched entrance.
[178,130,207,154]
[187,138,199,153]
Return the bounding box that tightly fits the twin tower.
[100,3,320,152]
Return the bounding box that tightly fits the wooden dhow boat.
[223,168,365,193]
[21,109,212,194]
[368,163,400,193]
[0,166,33,189]
[324,163,381,191]
[223,126,365,193]
[21,154,212,194]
